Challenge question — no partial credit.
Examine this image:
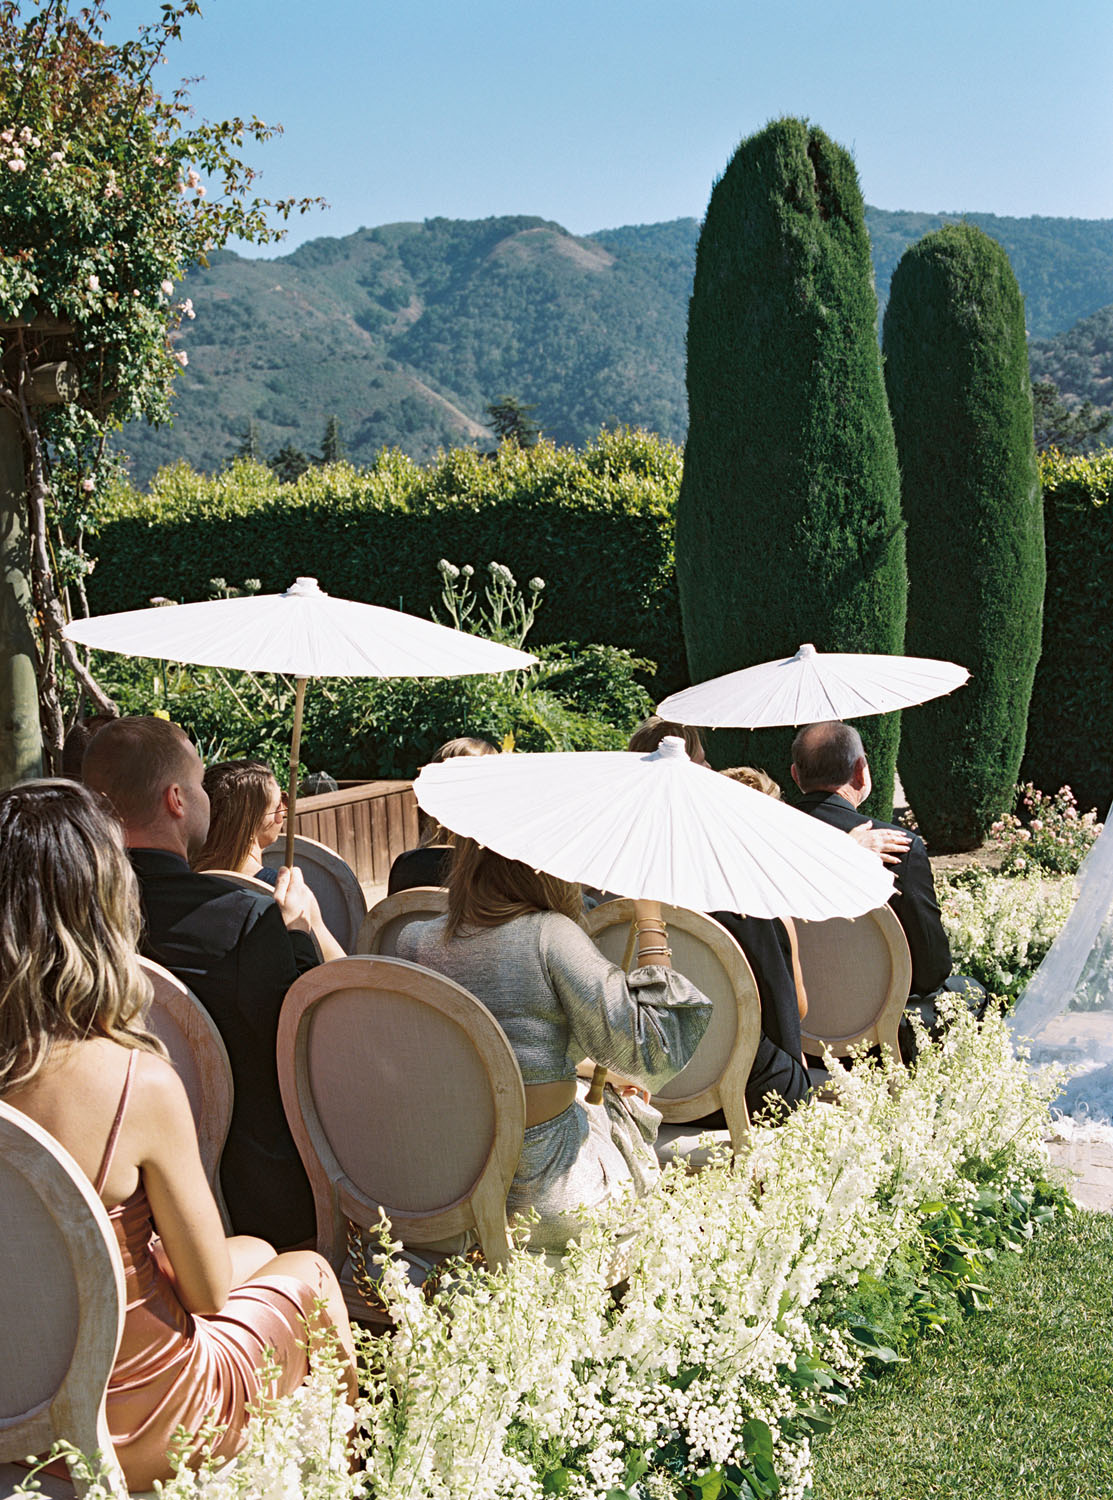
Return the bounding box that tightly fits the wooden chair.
[139,957,233,1230]
[0,1103,127,1499]
[583,901,762,1165]
[276,955,526,1324]
[795,904,912,1071]
[354,885,448,956]
[261,835,367,954]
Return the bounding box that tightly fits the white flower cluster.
[938,870,1075,998]
[20,1008,1058,1500]
[1,123,39,172]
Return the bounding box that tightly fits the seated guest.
[396,840,712,1251]
[195,759,286,885]
[0,779,356,1489]
[790,720,985,1044]
[83,717,324,1249]
[194,760,345,960]
[388,735,500,894]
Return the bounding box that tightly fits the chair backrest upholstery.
[582,900,762,1148]
[355,886,449,956]
[139,957,234,1225]
[277,956,526,1268]
[795,904,911,1065]
[0,1102,127,1497]
[261,835,367,954]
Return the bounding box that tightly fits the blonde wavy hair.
[0,780,163,1094]
[721,765,783,799]
[446,837,583,937]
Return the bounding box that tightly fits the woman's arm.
[781,915,808,1020]
[543,911,713,1092]
[132,1054,234,1315]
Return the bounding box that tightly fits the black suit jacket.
[709,911,809,1117]
[796,791,952,997]
[130,849,319,1248]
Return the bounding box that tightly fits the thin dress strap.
[93,1050,137,1196]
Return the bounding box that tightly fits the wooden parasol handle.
[284,676,308,868]
[585,900,669,1105]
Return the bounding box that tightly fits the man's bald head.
[82,716,200,830]
[790,721,867,794]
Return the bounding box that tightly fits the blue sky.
[107,0,1112,254]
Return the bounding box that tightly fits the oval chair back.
[277,955,526,1278]
[139,957,234,1229]
[0,1102,127,1498]
[261,835,367,954]
[583,900,762,1150]
[795,904,911,1067]
[355,886,449,956]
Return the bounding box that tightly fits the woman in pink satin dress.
[0,780,357,1488]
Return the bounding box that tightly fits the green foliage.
[1021,448,1113,818]
[85,427,688,692]
[884,224,1045,850]
[269,442,311,482]
[111,211,1113,487]
[318,414,345,464]
[1028,302,1113,421]
[486,394,540,448]
[677,118,906,817]
[1032,379,1112,454]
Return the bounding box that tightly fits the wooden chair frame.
[797,904,912,1067]
[354,886,448,955]
[261,835,367,954]
[0,1104,127,1499]
[582,900,762,1149]
[276,956,526,1271]
[138,958,233,1230]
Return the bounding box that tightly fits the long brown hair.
[194,760,277,873]
[0,780,162,1093]
[446,837,583,937]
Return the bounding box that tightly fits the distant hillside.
[1029,303,1113,412]
[119,210,1113,486]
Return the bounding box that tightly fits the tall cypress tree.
[883,224,1044,850]
[676,119,906,816]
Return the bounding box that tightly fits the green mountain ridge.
[120,209,1113,486]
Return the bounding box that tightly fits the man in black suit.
[84,716,320,1249]
[790,721,983,1045]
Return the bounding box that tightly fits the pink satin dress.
[92,1053,325,1488]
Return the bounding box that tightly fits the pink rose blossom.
[81,477,95,493]
[160,278,174,295]
[87,274,99,291]
[174,350,188,366]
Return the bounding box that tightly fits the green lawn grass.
[810,1209,1113,1499]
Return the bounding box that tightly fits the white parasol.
[64,577,536,862]
[417,734,895,1102]
[414,736,893,922]
[657,643,969,728]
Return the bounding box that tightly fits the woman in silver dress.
[396,838,713,1251]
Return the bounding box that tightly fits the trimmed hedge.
[1021,449,1113,818]
[676,118,906,818]
[88,428,687,692]
[884,224,1044,851]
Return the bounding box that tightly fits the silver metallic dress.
[396,909,713,1249]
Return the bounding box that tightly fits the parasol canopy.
[656,643,969,729]
[64,577,536,862]
[414,735,894,921]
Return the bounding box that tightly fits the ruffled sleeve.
[539,913,713,1091]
